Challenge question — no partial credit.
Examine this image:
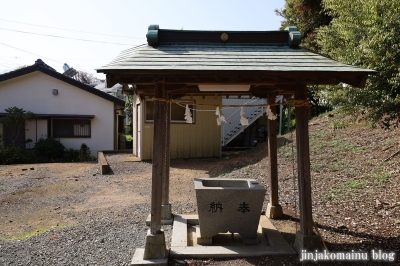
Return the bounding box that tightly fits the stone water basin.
[194,178,266,244]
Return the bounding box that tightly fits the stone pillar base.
[293,231,323,254]
[131,248,168,266]
[266,203,283,219]
[143,230,168,260]
[161,204,172,220]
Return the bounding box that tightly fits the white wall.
[0,71,120,156]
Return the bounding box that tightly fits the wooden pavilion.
[97,25,375,263]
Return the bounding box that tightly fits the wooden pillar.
[294,84,313,234]
[162,101,170,205]
[161,99,172,221]
[140,82,168,262]
[150,82,166,234]
[293,84,322,252]
[266,93,283,219]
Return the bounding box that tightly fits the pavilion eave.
[107,71,370,95]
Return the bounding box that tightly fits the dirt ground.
[1,155,300,266]
[0,157,257,242]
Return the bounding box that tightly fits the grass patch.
[310,134,363,155]
[330,180,368,200]
[279,145,294,158]
[333,142,355,153]
[328,164,341,172]
[325,195,333,201]
[364,173,391,183]
[309,130,328,139]
[327,159,345,172]
[374,173,391,182]
[330,136,353,152]
[343,167,358,176]
[346,180,368,189]
[330,120,352,130]
[352,146,367,154]
[363,164,391,184]
[311,163,324,172]
[2,224,67,242]
[385,138,398,144]
[283,150,294,158]
[310,139,326,153]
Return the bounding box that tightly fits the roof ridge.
[145,25,302,47]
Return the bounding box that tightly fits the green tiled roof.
[99,44,374,74]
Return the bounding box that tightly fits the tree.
[75,71,100,84]
[316,0,400,127]
[276,0,334,117]
[0,107,36,147]
[275,0,331,51]
[125,95,133,135]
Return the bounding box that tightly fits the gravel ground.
[0,153,299,266]
[0,155,173,266]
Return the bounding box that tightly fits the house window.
[53,119,91,138]
[145,99,195,123]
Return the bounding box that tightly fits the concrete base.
[196,225,212,245]
[98,152,110,175]
[266,203,283,219]
[293,231,324,254]
[142,230,168,260]
[145,205,173,226]
[170,214,296,258]
[131,248,168,266]
[243,236,260,245]
[196,224,259,245]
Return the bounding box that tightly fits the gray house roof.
[0,59,125,106]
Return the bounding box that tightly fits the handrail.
[221,97,266,146]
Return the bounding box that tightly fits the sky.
[0,0,286,80]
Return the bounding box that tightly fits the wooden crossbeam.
[108,72,367,89]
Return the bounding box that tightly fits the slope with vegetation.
[218,111,400,263]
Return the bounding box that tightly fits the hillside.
[205,112,399,265]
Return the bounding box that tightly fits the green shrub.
[79,143,91,162]
[34,137,65,162]
[0,146,31,165]
[64,148,80,162]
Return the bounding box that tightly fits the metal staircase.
[221,96,284,146]
[221,97,266,146]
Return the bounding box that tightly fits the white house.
[0,59,126,157]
